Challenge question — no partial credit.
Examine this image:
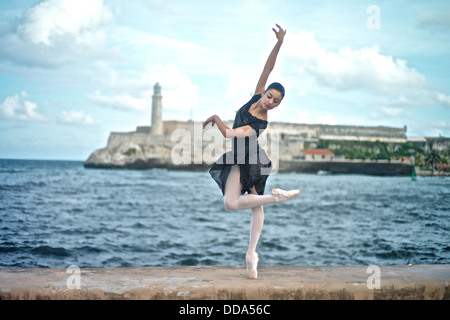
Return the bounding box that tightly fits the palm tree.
[441,149,450,163]
[413,152,424,167]
[425,150,441,175]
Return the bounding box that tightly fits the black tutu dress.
[209,94,272,196]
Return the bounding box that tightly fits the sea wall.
[0,265,448,300]
[280,160,414,176]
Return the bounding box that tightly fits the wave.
[101,256,133,267]
[76,245,108,254]
[30,245,71,257]
[0,246,17,253]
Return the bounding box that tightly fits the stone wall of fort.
[85,120,416,172]
[268,122,407,142]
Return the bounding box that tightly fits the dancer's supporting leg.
[248,203,264,256]
[247,183,264,251]
[247,203,263,279]
[223,165,299,211]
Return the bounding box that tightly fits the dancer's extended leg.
[223,165,299,211]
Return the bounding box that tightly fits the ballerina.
[203,24,300,279]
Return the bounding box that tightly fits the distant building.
[301,149,335,161]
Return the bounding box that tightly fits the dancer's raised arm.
[203,24,286,139]
[254,24,286,96]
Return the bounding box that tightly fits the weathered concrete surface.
[0,265,449,300]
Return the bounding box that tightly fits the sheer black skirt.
[209,136,272,196]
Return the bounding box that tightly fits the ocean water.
[0,159,449,269]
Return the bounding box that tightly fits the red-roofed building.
[301,149,335,161]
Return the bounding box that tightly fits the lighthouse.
[150,82,163,136]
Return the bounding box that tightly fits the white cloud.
[370,106,404,120]
[431,121,450,137]
[88,62,198,114]
[59,110,98,126]
[284,30,450,110]
[381,107,404,117]
[316,114,339,125]
[423,121,450,137]
[109,25,219,76]
[224,54,288,109]
[285,31,427,93]
[145,63,199,112]
[0,0,112,67]
[435,92,450,108]
[0,91,46,122]
[295,110,338,125]
[226,69,256,103]
[295,110,313,123]
[416,10,450,32]
[18,0,111,45]
[87,91,148,111]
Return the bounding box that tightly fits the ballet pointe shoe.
[272,188,300,203]
[246,252,259,279]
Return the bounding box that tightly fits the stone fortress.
[84,84,446,175]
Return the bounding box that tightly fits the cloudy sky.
[0,0,449,160]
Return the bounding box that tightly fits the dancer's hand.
[203,115,218,129]
[272,24,286,43]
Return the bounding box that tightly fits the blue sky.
[0,0,449,160]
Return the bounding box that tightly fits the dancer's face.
[261,89,282,111]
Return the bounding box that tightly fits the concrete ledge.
[1,265,449,300]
